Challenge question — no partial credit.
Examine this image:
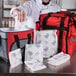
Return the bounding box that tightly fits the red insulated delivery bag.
[36,12,76,55]
[0,27,34,62]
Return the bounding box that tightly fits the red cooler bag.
[36,12,76,56]
[0,27,34,62]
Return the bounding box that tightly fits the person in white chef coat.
[10,0,60,28]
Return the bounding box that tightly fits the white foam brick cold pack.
[47,52,71,66]
[24,44,46,72]
[9,49,22,68]
[36,30,57,58]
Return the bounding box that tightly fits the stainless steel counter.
[0,51,76,73]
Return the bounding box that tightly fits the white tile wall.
[52,0,76,9]
[61,0,76,9]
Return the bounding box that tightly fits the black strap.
[14,35,20,48]
[42,13,69,30]
[0,36,1,46]
[42,13,51,29]
[22,34,31,63]
[14,34,31,48]
[66,16,72,54]
[23,34,31,63]
[14,34,31,63]
[21,46,25,63]
[38,21,41,31]
[27,34,31,44]
[67,13,76,27]
[58,17,65,53]
[39,25,68,31]
[71,17,76,27]
[42,12,70,26]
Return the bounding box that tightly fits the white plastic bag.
[15,16,35,30]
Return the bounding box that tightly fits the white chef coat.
[10,0,60,22]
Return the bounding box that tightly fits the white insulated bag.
[36,30,57,58]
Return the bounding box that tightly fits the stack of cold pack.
[9,44,46,73]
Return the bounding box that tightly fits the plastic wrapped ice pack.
[47,60,70,73]
[25,60,46,73]
[25,44,43,63]
[9,49,22,68]
[36,30,57,58]
[47,52,70,66]
[25,44,46,72]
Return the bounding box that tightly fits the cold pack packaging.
[36,30,57,58]
[25,44,46,72]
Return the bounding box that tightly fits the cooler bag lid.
[0,27,33,39]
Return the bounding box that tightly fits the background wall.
[52,0,76,9]
[3,0,76,17]
[61,0,76,9]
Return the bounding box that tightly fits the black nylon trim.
[40,25,68,31]
[37,21,41,31]
[58,17,65,53]
[14,34,32,63]
[27,34,31,44]
[0,36,1,46]
[42,14,51,27]
[66,16,71,54]
[42,13,70,28]
[23,33,31,63]
[22,34,31,63]
[10,38,33,52]
[21,46,25,63]
[71,17,76,27]
[14,35,20,48]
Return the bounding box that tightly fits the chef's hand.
[13,9,26,22]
